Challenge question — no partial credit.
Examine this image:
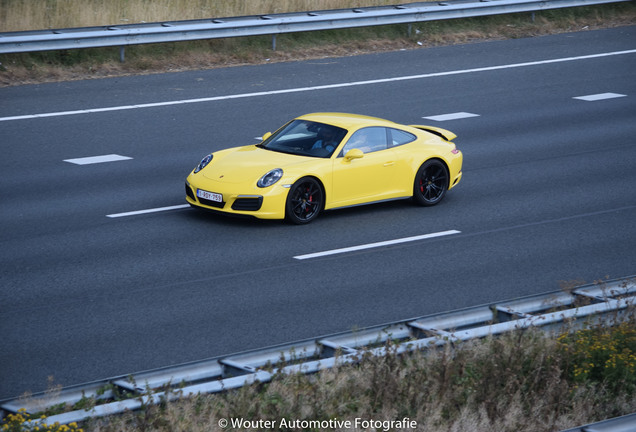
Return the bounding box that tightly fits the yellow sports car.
[185,113,462,224]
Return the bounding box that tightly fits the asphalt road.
[1,26,635,400]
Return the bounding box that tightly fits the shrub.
[559,320,636,395]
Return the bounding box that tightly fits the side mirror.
[261,132,272,141]
[344,148,364,161]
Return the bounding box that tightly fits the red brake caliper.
[306,186,312,213]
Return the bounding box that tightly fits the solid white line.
[1,49,635,122]
[107,204,190,218]
[573,92,627,101]
[423,112,480,121]
[64,154,132,165]
[293,230,461,260]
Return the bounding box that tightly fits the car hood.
[200,145,314,184]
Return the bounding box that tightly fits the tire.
[413,159,449,206]
[285,177,324,224]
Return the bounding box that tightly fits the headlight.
[257,168,283,188]
[194,154,213,173]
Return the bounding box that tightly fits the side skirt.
[326,195,411,211]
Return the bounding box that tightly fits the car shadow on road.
[180,197,436,227]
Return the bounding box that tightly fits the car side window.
[340,127,388,156]
[389,128,416,147]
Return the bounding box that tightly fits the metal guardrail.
[1,1,632,427]
[0,0,631,55]
[560,412,636,432]
[1,276,634,427]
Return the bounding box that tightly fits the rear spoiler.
[409,125,457,142]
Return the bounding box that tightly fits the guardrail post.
[119,46,125,63]
[272,34,277,51]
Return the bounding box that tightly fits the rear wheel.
[285,177,323,224]
[413,159,448,206]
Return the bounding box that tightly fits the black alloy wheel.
[413,159,449,206]
[286,177,323,224]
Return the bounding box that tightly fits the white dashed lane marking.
[107,204,190,218]
[293,230,461,260]
[64,154,132,165]
[573,93,627,101]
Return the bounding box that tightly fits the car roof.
[296,112,399,130]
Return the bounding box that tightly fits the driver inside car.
[311,126,339,153]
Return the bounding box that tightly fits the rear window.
[389,128,416,147]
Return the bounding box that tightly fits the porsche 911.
[185,112,462,224]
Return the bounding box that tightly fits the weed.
[559,320,636,395]
[0,408,83,432]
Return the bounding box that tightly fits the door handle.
[383,161,395,167]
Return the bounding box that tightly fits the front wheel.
[413,160,449,206]
[285,177,323,224]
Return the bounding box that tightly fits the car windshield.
[259,120,348,158]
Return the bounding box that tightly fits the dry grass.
[0,0,403,32]
[0,3,635,87]
[3,293,635,431]
[80,317,636,432]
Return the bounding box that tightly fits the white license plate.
[197,189,223,203]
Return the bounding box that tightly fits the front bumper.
[185,177,289,220]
